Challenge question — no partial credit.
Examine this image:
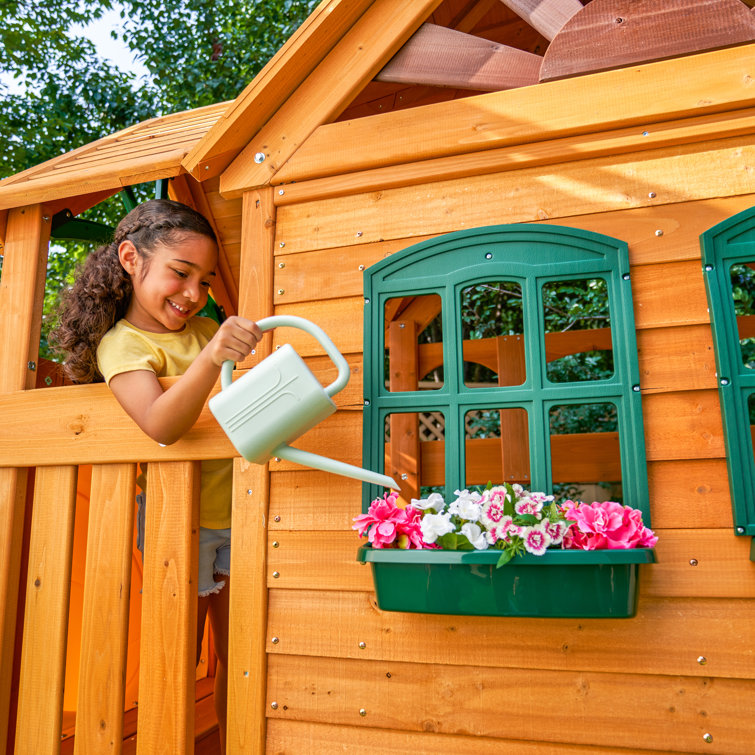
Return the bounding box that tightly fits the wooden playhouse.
[1,0,755,752]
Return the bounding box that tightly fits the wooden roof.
[1,0,753,213]
[0,102,227,211]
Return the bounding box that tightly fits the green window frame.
[701,204,755,539]
[362,223,650,516]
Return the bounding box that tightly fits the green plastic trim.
[362,223,650,520]
[357,545,656,566]
[701,204,755,541]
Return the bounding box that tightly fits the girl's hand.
[206,316,263,367]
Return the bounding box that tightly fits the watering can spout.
[274,444,399,490]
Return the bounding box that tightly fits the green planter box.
[357,546,656,618]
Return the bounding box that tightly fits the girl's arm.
[108,316,262,445]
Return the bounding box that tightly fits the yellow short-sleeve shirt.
[97,317,232,529]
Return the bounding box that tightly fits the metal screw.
[278,189,284,195]
[254,152,266,163]
[697,656,707,665]
[689,559,699,566]
[736,526,745,534]
[205,165,210,170]
[42,215,50,222]
[642,130,649,136]
[279,242,285,248]
[485,252,493,259]
[358,264,365,271]
[648,192,656,198]
[364,399,370,406]
[278,262,285,268]
[272,541,279,548]
[399,323,405,328]
[243,671,249,677]
[356,231,363,237]
[358,641,366,649]
[274,515,281,522]
[27,361,36,371]
[720,378,730,386]
[272,571,280,579]
[247,489,253,495]
[703,733,713,744]
[623,273,630,280]
[271,636,279,644]
[278,289,285,295]
[704,264,713,271]
[364,298,370,305]
[271,701,278,710]
[632,385,640,392]
[401,474,408,480]
[359,709,366,717]
[655,229,663,237]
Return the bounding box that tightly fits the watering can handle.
[220,315,351,398]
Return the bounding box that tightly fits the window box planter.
[357,546,656,618]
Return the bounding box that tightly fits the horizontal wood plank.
[267,529,755,599]
[277,44,755,183]
[266,589,755,680]
[265,653,755,753]
[266,719,675,755]
[274,136,755,254]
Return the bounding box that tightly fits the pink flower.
[515,497,543,518]
[561,500,657,550]
[523,524,550,556]
[352,493,429,549]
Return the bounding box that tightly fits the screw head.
[278,262,285,268]
[736,526,745,534]
[356,231,363,237]
[278,189,284,195]
[247,489,253,495]
[648,192,656,198]
[704,264,713,272]
[697,656,707,665]
[27,361,36,371]
[271,701,278,710]
[254,152,266,163]
[358,641,366,649]
[720,378,730,386]
[632,385,640,392]
[364,298,370,305]
[655,229,664,237]
[359,708,367,717]
[272,540,279,548]
[272,571,280,579]
[703,733,713,744]
[279,241,285,248]
[358,264,365,271]
[364,399,370,406]
[623,273,630,280]
[689,558,699,566]
[485,252,493,259]
[278,289,285,295]
[274,515,281,522]
[401,474,408,480]
[271,636,279,644]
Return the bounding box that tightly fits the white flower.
[448,489,482,519]
[410,492,445,511]
[420,512,455,544]
[460,522,489,550]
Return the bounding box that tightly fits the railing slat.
[136,461,199,755]
[74,464,137,755]
[14,465,78,755]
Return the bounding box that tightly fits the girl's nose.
[184,279,200,302]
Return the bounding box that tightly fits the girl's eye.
[201,281,211,289]
[172,268,188,279]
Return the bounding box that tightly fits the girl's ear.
[118,240,139,275]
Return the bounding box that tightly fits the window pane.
[543,278,613,383]
[729,263,755,369]
[384,294,443,391]
[385,411,445,504]
[464,407,529,487]
[549,402,621,503]
[460,281,525,388]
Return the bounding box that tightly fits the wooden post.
[14,466,78,755]
[0,204,49,755]
[226,188,275,754]
[388,320,421,502]
[74,463,137,755]
[136,461,200,755]
[497,335,531,483]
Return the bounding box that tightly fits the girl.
[52,198,261,753]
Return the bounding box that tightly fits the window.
[362,224,649,515]
[701,205,755,537]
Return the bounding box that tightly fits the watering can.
[209,315,398,490]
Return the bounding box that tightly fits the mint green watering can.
[209,315,398,489]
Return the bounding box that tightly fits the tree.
[0,0,317,359]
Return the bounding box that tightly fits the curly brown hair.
[50,198,217,383]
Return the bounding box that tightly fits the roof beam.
[219,0,444,198]
[376,23,541,91]
[498,0,583,40]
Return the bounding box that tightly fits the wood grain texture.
[266,589,755,680]
[220,0,445,196]
[500,0,583,40]
[74,464,137,755]
[274,136,755,254]
[265,653,755,753]
[266,719,675,755]
[541,0,755,81]
[377,23,541,91]
[14,466,78,755]
[136,462,199,755]
[275,44,755,183]
[268,528,754,599]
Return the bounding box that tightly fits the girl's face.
[120,232,219,333]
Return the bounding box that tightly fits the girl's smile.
[120,232,219,333]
